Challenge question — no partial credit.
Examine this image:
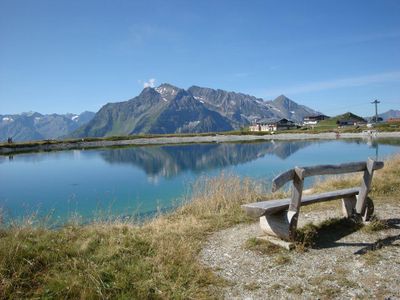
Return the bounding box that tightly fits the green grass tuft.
[362,216,389,233]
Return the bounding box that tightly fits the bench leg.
[361,196,374,222]
[259,211,298,241]
[342,196,357,218]
[342,195,374,221]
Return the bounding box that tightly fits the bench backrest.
[272,158,384,216]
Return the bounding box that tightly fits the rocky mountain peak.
[155,83,183,101]
[139,86,160,96]
[21,111,43,118]
[273,95,293,106]
[265,94,321,122]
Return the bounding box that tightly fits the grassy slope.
[0,156,399,299]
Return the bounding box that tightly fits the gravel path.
[200,203,400,299]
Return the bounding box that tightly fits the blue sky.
[1,0,399,116]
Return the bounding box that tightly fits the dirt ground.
[200,202,400,299]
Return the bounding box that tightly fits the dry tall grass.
[0,174,262,299]
[1,155,399,299]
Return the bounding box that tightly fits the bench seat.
[242,187,360,218]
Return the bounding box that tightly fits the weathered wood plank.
[288,167,304,214]
[272,169,294,192]
[256,235,295,250]
[271,161,384,192]
[242,187,360,217]
[242,199,290,218]
[301,188,359,205]
[302,160,383,178]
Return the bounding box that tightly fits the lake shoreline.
[1,131,400,155]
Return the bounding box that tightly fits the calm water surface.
[1,138,399,222]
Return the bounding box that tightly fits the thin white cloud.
[263,71,400,97]
[143,78,156,88]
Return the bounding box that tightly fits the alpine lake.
[1,137,400,224]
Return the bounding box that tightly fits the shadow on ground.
[302,218,400,253]
[354,218,400,255]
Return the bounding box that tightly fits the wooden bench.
[242,158,384,245]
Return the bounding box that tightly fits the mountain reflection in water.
[100,141,316,178]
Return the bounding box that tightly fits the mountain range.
[379,109,400,120]
[3,83,398,142]
[0,111,95,141]
[72,84,320,138]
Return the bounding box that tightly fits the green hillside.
[316,112,366,128]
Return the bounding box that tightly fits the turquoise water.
[0,138,399,222]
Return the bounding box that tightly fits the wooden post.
[362,197,374,222]
[289,167,305,214]
[356,158,375,216]
[342,196,357,217]
[285,167,305,240]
